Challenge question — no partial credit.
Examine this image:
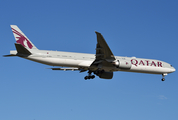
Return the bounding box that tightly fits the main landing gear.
[161,73,167,81]
[84,71,95,80]
[84,69,104,80]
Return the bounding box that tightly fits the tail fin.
[10,25,38,50]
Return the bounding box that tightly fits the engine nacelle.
[98,72,113,79]
[114,59,131,69]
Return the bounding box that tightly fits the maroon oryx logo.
[12,28,33,49]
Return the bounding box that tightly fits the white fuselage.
[10,49,176,75]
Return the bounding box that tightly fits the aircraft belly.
[25,57,63,66]
[25,57,92,67]
[129,65,173,74]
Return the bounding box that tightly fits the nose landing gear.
[161,73,167,81]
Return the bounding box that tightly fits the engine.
[113,59,131,69]
[97,71,113,79]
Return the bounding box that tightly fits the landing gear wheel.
[91,75,95,79]
[161,78,165,81]
[84,75,95,80]
[84,76,88,80]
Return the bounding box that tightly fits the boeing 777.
[4,25,176,81]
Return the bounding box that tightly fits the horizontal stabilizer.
[15,43,31,55]
[3,54,17,57]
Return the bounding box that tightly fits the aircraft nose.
[171,67,176,72]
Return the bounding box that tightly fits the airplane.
[4,25,176,81]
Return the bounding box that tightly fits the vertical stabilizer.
[10,25,38,50]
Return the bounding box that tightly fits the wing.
[95,31,115,61]
[89,32,116,71]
